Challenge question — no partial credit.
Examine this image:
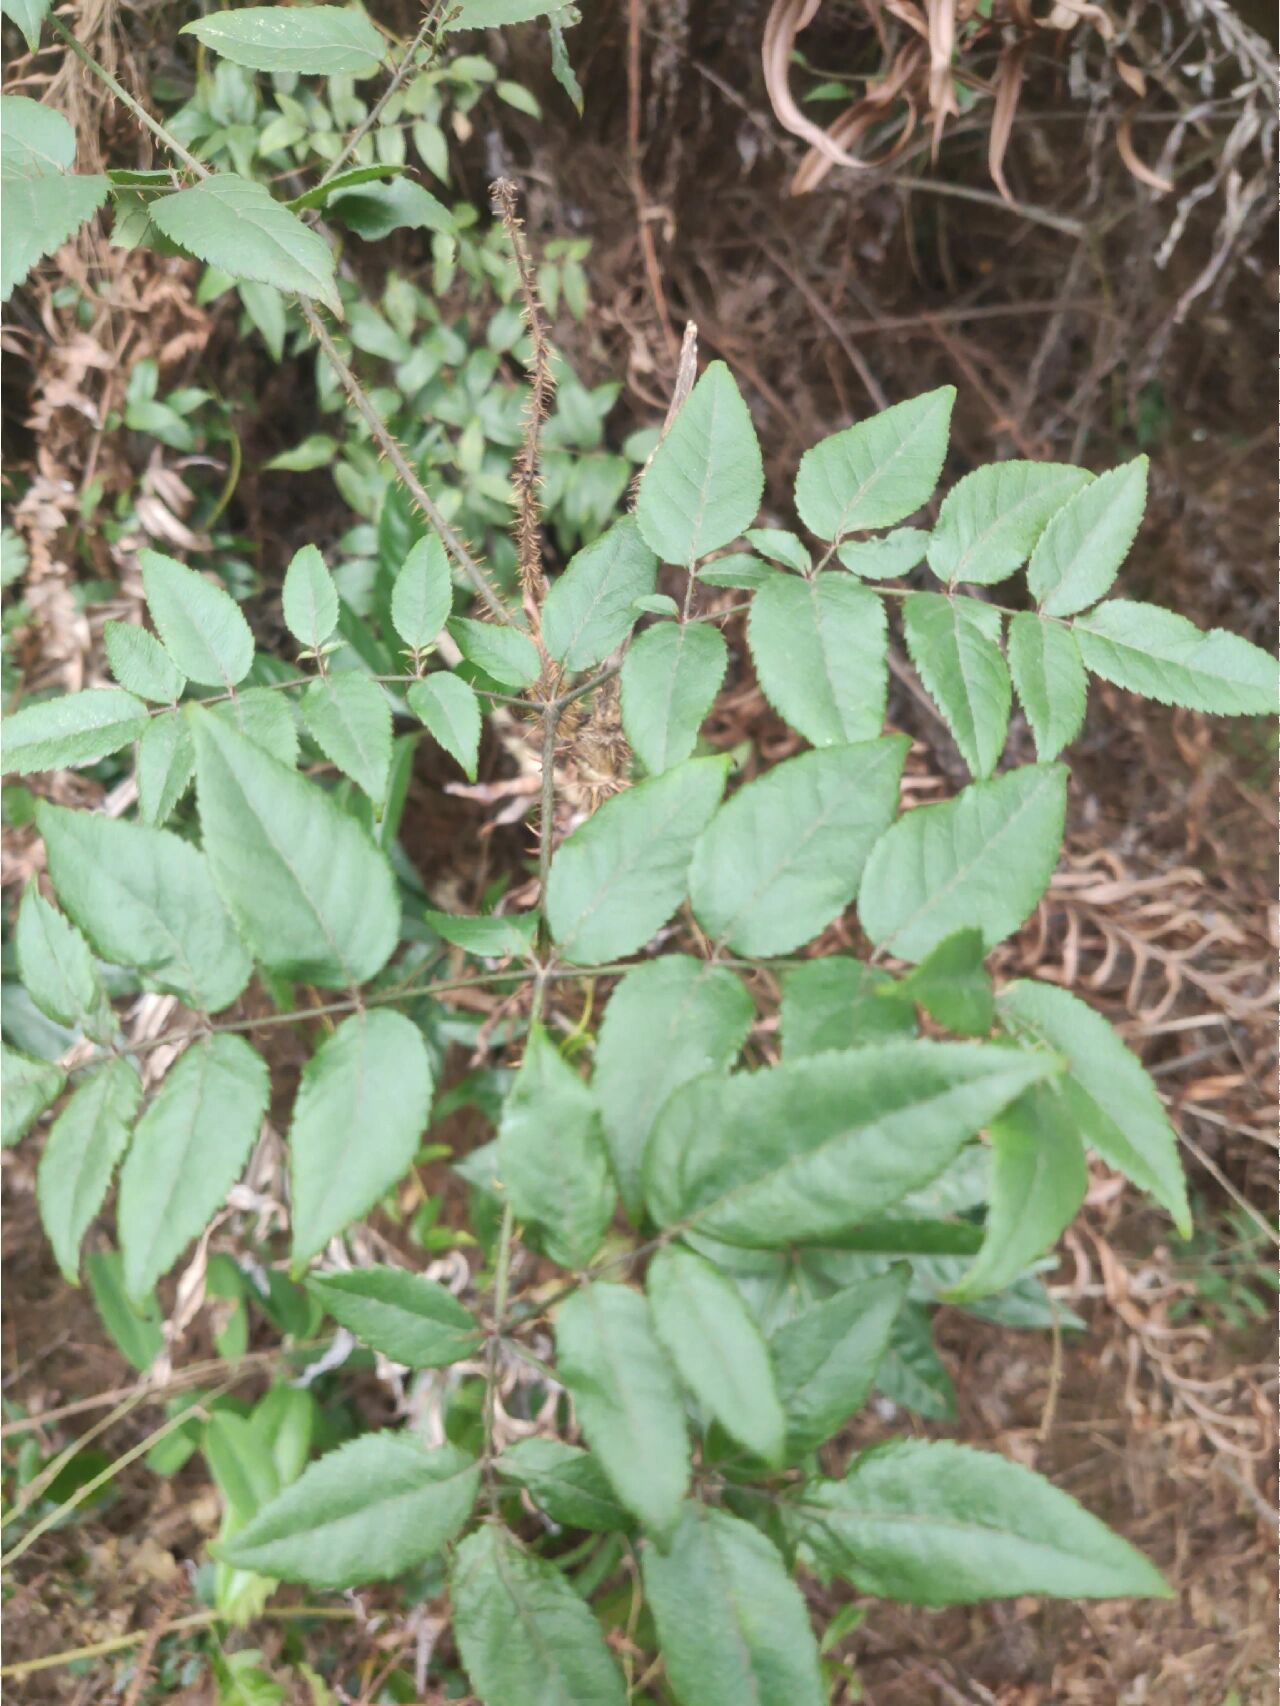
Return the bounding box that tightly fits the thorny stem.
[538,702,559,919]
[50,17,206,177]
[317,1,453,188]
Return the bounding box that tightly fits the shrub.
[3,4,1276,1700]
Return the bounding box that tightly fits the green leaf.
[1007,612,1087,760]
[928,461,1093,586]
[593,956,753,1222]
[329,177,453,239]
[997,979,1191,1235]
[542,515,657,669]
[748,572,888,748]
[137,713,196,825]
[689,738,907,957]
[306,1266,480,1366]
[770,1267,909,1455]
[140,549,254,688]
[282,544,338,651]
[447,617,541,689]
[858,763,1068,963]
[0,0,50,52]
[746,527,811,573]
[2,688,150,774]
[875,1302,955,1418]
[621,621,727,775]
[301,672,392,805]
[898,927,993,1036]
[498,1024,615,1269]
[902,593,1010,779]
[181,7,387,76]
[836,526,930,579]
[212,687,299,768]
[222,1435,479,1587]
[642,1504,825,1706]
[446,0,565,25]
[636,362,763,564]
[37,801,252,1012]
[286,166,406,212]
[546,756,728,965]
[495,1438,628,1532]
[264,432,339,471]
[424,908,536,957]
[451,1526,626,1706]
[37,1058,141,1284]
[118,1035,269,1296]
[16,885,111,1039]
[778,960,914,1057]
[795,1438,1171,1603]
[795,388,955,541]
[947,1083,1087,1301]
[1073,600,1278,715]
[85,1250,163,1371]
[391,534,452,652]
[648,1245,786,1465]
[288,1010,434,1264]
[554,1282,690,1539]
[644,1042,1056,1246]
[0,96,108,303]
[151,175,339,314]
[192,711,400,988]
[1026,458,1147,617]
[407,674,481,781]
[103,621,186,703]
[698,554,777,591]
[2,1045,64,1147]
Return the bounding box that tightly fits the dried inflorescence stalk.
[491,178,556,631]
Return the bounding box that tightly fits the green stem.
[0,1607,358,1681]
[50,17,209,178]
[317,1,451,188]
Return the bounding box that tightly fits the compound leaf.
[636,362,763,564]
[1026,458,1147,617]
[498,1024,615,1270]
[447,617,541,689]
[37,800,252,1012]
[223,1435,479,1587]
[495,1439,629,1533]
[689,738,907,957]
[0,96,108,303]
[644,1042,1056,1247]
[554,1281,689,1540]
[136,714,196,825]
[118,1035,269,1297]
[621,621,728,774]
[390,534,452,652]
[181,7,387,76]
[648,1244,786,1465]
[407,674,480,781]
[902,593,1010,779]
[546,756,727,965]
[898,927,993,1037]
[795,1438,1171,1603]
[103,621,186,703]
[543,515,657,669]
[795,388,954,541]
[452,1525,626,1706]
[301,672,392,805]
[779,959,915,1057]
[997,979,1190,1235]
[306,1266,481,1367]
[2,689,149,774]
[858,763,1068,963]
[928,461,1092,586]
[593,956,753,1221]
[288,1010,434,1263]
[2,1045,64,1148]
[1073,599,1278,715]
[1007,612,1087,760]
[16,885,111,1039]
[140,549,254,688]
[770,1266,909,1456]
[37,1057,141,1284]
[151,175,340,313]
[748,572,887,747]
[192,711,399,988]
[642,1504,825,1706]
[282,544,338,651]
